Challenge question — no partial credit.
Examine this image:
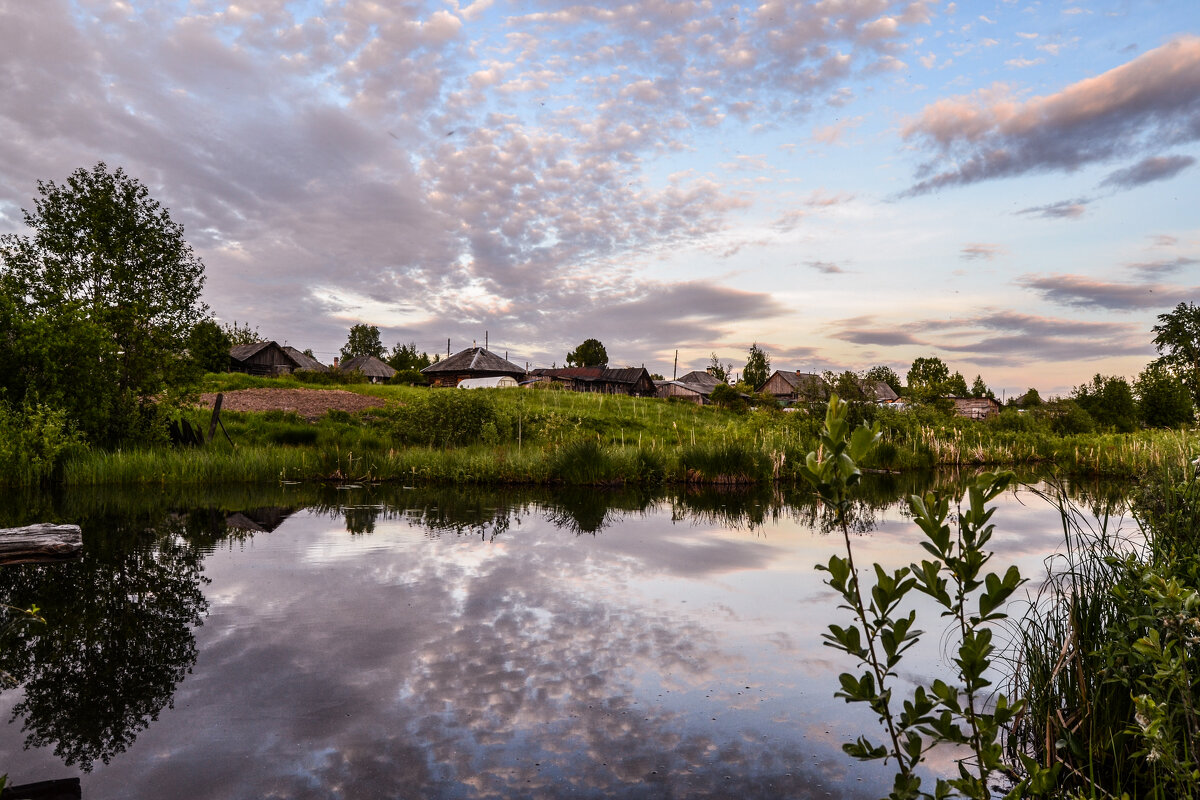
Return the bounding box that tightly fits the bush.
[0,401,85,485]
[387,390,514,447]
[388,369,429,386]
[294,369,367,385]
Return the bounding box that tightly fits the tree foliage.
[743,343,771,389]
[970,374,994,399]
[221,320,260,347]
[0,163,207,445]
[707,353,732,383]
[565,338,608,368]
[187,319,231,373]
[906,356,951,401]
[1135,362,1195,428]
[1072,374,1138,433]
[1152,302,1200,406]
[341,324,385,360]
[386,341,432,372]
[865,365,903,395]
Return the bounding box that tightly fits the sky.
[0,0,1197,397]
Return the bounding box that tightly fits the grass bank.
[8,375,1196,487]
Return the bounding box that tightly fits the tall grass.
[1005,458,1200,798]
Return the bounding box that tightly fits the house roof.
[866,380,899,402]
[282,346,329,372]
[768,370,829,396]
[422,347,525,375]
[531,366,651,385]
[676,370,722,389]
[230,341,293,363]
[657,379,716,396]
[340,355,397,378]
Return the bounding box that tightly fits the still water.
[0,476,1128,799]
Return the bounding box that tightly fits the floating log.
[0,524,83,566]
[0,777,82,800]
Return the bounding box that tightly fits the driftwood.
[0,524,83,566]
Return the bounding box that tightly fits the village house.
[758,370,829,403]
[421,346,527,387]
[654,370,723,404]
[529,366,657,397]
[229,341,300,376]
[948,396,1002,420]
[339,355,397,384]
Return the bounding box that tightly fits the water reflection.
[0,473,1130,798]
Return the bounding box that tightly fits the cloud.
[805,260,845,274]
[960,243,1005,260]
[1016,198,1089,218]
[1099,154,1196,189]
[900,35,1200,195]
[1126,256,1199,276]
[1018,273,1200,310]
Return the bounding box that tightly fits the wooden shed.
[655,379,714,404]
[529,367,657,397]
[340,355,397,384]
[759,370,829,402]
[949,396,1001,420]
[421,347,527,388]
[229,341,300,376]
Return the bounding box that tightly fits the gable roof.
[282,346,329,372]
[769,370,829,396]
[677,370,722,389]
[531,366,652,385]
[422,347,525,375]
[867,380,900,402]
[656,379,716,396]
[340,355,397,379]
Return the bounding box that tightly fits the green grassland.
[35,373,1197,487]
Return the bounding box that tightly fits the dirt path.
[197,388,389,421]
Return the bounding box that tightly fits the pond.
[0,475,1131,799]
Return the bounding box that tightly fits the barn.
[229,341,300,376]
[282,346,329,372]
[759,370,829,402]
[340,355,397,384]
[529,367,657,397]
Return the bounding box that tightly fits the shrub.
[388,369,429,386]
[388,390,514,447]
[293,369,367,385]
[0,401,85,485]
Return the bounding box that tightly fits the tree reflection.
[0,516,208,771]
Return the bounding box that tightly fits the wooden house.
[759,370,829,402]
[340,355,397,384]
[655,379,714,404]
[421,347,527,388]
[949,396,1001,420]
[229,341,300,376]
[282,346,329,372]
[529,367,657,397]
[868,380,900,403]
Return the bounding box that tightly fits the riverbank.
[36,375,1198,487]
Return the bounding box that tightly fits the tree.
[1012,388,1043,408]
[864,365,903,395]
[1072,374,1138,433]
[565,338,608,368]
[743,343,771,389]
[1135,362,1195,428]
[707,353,732,383]
[188,318,231,373]
[221,320,260,346]
[0,163,207,444]
[341,324,385,360]
[386,341,431,371]
[946,371,969,397]
[970,374,994,399]
[906,356,950,401]
[1152,301,1200,405]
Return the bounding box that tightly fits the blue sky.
[1,0,1197,396]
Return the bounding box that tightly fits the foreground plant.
[801,395,1056,799]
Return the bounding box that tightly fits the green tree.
[1011,388,1043,408]
[864,365,903,395]
[707,353,732,383]
[386,341,432,371]
[187,318,231,373]
[1135,362,1195,428]
[969,374,994,399]
[221,320,260,346]
[565,338,608,368]
[906,356,950,401]
[0,163,207,445]
[1073,374,1138,433]
[341,324,385,360]
[1152,301,1200,406]
[743,343,771,389]
[946,371,969,396]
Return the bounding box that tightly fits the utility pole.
[485,331,489,350]
[673,349,678,380]
[447,338,450,357]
